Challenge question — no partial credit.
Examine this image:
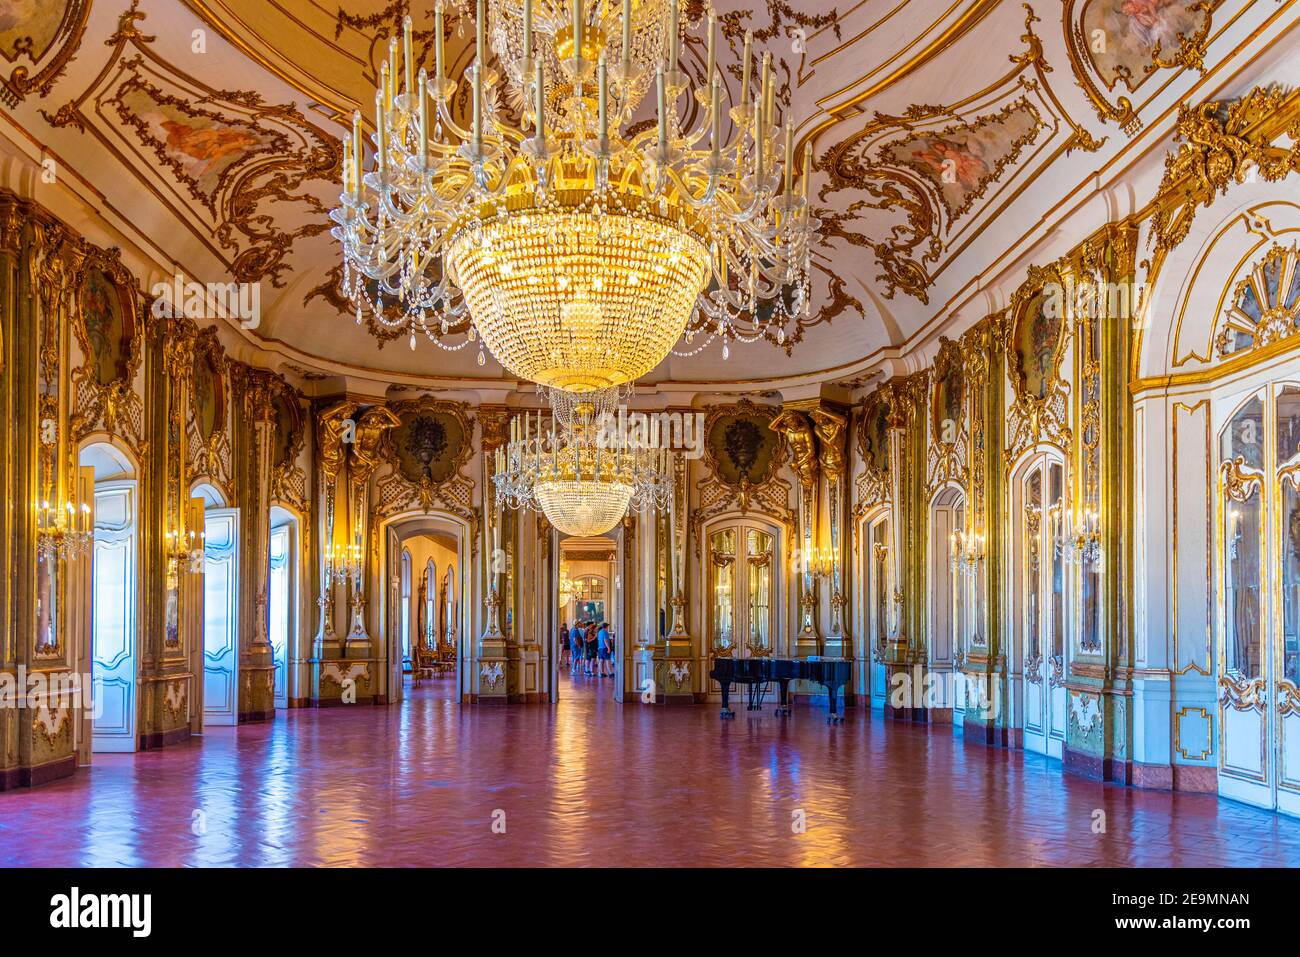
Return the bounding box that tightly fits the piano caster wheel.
[774,707,790,717]
[826,715,844,725]
[720,709,735,719]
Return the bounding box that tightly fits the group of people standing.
[559,620,615,678]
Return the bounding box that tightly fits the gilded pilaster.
[770,408,821,657]
[960,314,1011,745]
[233,366,277,722]
[653,449,694,702]
[474,406,509,703]
[137,291,197,746]
[1062,223,1140,782]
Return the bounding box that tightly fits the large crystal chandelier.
[493,389,672,535]
[331,0,818,390]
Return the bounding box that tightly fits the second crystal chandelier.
[331,0,818,391]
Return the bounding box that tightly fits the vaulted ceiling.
[1,0,1295,393]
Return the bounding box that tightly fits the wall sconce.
[1050,503,1104,572]
[949,528,985,577]
[36,499,92,563]
[804,544,834,580]
[165,525,205,574]
[325,540,363,587]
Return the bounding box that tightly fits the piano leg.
[825,683,844,725]
[719,681,735,719]
[775,680,791,717]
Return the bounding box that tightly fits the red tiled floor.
[2,676,1298,867]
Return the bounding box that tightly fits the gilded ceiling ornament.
[1062,0,1222,135]
[41,1,340,287]
[1151,87,1300,254]
[0,0,91,106]
[303,263,415,347]
[817,5,1097,304]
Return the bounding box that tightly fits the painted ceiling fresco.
[0,0,1291,389]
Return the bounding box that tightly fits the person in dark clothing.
[583,622,598,675]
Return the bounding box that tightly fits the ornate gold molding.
[1151,87,1300,255]
[1062,0,1224,135]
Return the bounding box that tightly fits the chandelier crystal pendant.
[493,390,672,536]
[330,0,819,391]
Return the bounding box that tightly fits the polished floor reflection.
[2,679,1299,867]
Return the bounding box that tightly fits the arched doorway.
[1010,450,1067,758]
[555,534,623,696]
[79,440,139,753]
[196,482,239,726]
[381,513,464,701]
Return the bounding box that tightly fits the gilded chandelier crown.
[330,0,819,392]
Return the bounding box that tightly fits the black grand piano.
[708,656,852,724]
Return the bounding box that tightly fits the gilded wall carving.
[1151,88,1300,255]
[374,397,477,529]
[692,400,793,555]
[854,390,892,515]
[186,326,233,498]
[1004,261,1072,465]
[926,336,969,497]
[70,245,146,450]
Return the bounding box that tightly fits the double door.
[1218,384,1300,815]
[707,522,777,659]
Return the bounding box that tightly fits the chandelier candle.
[330,0,819,390]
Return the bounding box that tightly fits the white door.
[866,516,890,708]
[91,482,138,752]
[269,524,291,710]
[1217,384,1300,815]
[1019,456,1067,758]
[203,508,240,725]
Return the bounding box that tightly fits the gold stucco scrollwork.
[1219,673,1266,713]
[1220,456,1263,503]
[1151,88,1300,255]
[1003,260,1073,465]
